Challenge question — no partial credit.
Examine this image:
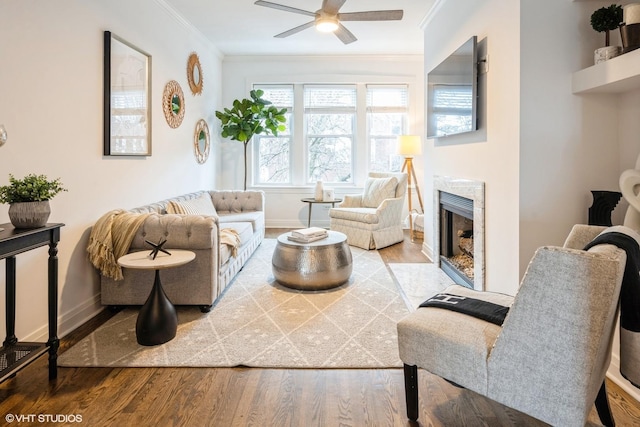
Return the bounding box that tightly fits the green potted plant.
[591,4,623,63]
[215,89,287,190]
[0,173,67,228]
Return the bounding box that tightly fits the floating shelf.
[572,48,640,94]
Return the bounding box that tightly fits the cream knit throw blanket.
[220,228,241,258]
[87,209,153,280]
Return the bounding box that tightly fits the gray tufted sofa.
[100,190,265,312]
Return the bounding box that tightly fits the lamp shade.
[397,135,422,156]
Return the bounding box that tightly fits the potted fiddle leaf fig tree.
[0,173,67,228]
[215,89,287,190]
[591,4,623,63]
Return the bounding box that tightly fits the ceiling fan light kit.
[254,0,403,44]
[316,15,339,33]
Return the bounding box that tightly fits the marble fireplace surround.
[433,176,485,291]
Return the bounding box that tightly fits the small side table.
[118,250,195,346]
[0,223,63,382]
[301,198,343,227]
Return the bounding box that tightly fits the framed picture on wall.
[103,31,152,156]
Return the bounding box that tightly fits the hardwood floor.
[1,230,639,426]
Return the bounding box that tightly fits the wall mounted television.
[426,36,478,138]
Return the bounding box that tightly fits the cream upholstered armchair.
[329,172,408,250]
[397,224,634,427]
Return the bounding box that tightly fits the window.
[305,85,356,183]
[252,83,410,187]
[367,85,408,172]
[253,85,293,185]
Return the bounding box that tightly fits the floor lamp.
[397,135,424,241]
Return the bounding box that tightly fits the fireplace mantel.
[434,176,485,291]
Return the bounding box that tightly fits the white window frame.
[248,80,414,190]
[366,84,409,173]
[252,84,294,186]
[304,84,357,185]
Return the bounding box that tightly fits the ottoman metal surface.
[272,231,353,290]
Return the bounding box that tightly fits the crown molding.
[420,0,447,30]
[152,0,224,60]
[223,54,423,63]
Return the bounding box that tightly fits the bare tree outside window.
[253,85,293,185]
[367,85,408,172]
[252,83,410,187]
[305,86,356,184]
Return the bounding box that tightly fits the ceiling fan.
[254,0,404,45]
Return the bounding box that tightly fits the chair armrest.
[562,224,607,250]
[375,197,404,227]
[131,214,218,250]
[338,194,364,208]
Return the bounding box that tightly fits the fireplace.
[440,192,474,288]
[433,176,485,291]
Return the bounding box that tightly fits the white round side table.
[118,249,195,346]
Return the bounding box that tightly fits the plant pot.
[620,23,640,53]
[594,46,622,64]
[8,201,51,228]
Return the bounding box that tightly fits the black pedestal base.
[136,270,177,346]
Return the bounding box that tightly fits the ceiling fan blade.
[274,21,316,38]
[254,1,316,18]
[322,0,347,15]
[335,23,357,45]
[338,10,404,21]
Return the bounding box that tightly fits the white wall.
[520,0,623,277]
[609,87,640,403]
[0,0,222,341]
[220,55,424,228]
[424,0,640,402]
[423,0,521,294]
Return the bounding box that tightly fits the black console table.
[0,223,63,382]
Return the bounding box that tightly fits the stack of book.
[287,227,328,243]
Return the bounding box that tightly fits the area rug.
[59,239,410,368]
[389,263,454,311]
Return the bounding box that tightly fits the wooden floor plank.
[1,230,639,426]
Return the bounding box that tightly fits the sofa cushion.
[329,207,379,224]
[219,222,253,266]
[362,176,398,208]
[167,193,217,216]
[219,211,265,233]
[221,222,253,247]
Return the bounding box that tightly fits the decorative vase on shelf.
[8,201,51,228]
[621,23,640,53]
[623,3,640,53]
[314,181,324,201]
[590,4,623,64]
[594,46,621,64]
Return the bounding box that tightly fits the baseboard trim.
[22,295,104,342]
[266,220,329,229]
[608,353,640,402]
[422,242,434,262]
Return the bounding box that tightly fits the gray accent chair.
[397,224,625,426]
[329,172,408,250]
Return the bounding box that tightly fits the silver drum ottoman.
[272,230,353,290]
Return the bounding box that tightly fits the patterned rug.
[59,239,410,368]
